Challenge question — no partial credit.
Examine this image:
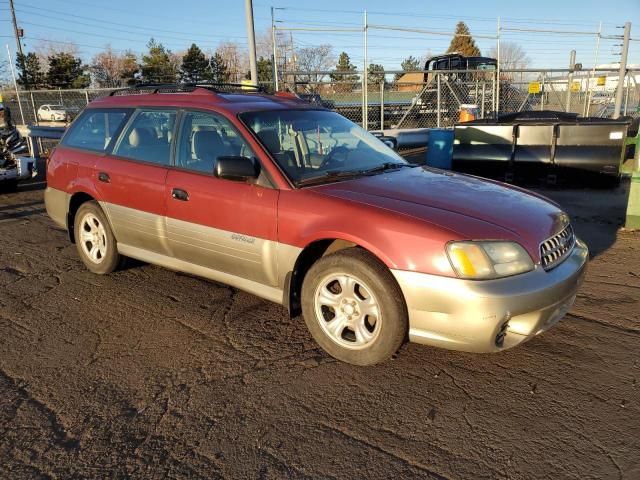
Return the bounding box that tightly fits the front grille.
[540,224,576,270]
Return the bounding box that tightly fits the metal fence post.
[541,72,546,111]
[437,73,441,128]
[622,74,630,116]
[566,50,576,113]
[30,91,38,125]
[492,72,497,115]
[380,80,385,133]
[85,90,89,105]
[481,82,486,118]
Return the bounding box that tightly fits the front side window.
[240,110,409,186]
[114,109,176,165]
[62,109,130,152]
[175,111,254,174]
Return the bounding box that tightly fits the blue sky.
[1,0,639,70]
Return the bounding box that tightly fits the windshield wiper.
[295,163,415,187]
[295,169,365,187]
[361,162,416,175]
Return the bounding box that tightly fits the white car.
[37,105,69,122]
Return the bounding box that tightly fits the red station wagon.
[45,84,589,365]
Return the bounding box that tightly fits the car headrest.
[193,129,225,160]
[128,127,155,147]
[257,128,281,153]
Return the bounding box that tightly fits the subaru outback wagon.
[45,84,588,365]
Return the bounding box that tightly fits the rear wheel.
[74,201,121,274]
[301,248,408,365]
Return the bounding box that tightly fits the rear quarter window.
[62,109,131,152]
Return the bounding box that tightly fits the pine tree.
[446,21,481,57]
[394,55,421,81]
[209,52,229,83]
[141,38,176,83]
[255,56,273,83]
[16,52,45,88]
[367,63,385,89]
[330,52,359,92]
[47,52,90,89]
[180,43,210,83]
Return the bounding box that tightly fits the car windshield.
[240,109,409,186]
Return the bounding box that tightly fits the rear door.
[94,108,177,255]
[165,109,280,286]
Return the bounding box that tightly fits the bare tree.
[33,40,80,74]
[256,28,291,63]
[216,42,248,82]
[294,44,334,85]
[489,41,530,70]
[91,46,138,87]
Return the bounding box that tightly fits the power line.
[16,3,247,40]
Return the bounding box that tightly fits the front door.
[165,110,280,286]
[95,108,177,255]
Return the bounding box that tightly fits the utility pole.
[6,44,25,125]
[8,0,24,58]
[495,17,501,116]
[363,10,368,129]
[271,7,279,91]
[566,49,576,113]
[244,0,258,86]
[613,22,631,119]
[289,31,296,92]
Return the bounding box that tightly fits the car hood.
[310,167,568,255]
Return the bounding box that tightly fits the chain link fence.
[1,68,638,130]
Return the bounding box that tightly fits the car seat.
[191,130,229,173]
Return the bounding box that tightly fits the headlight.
[446,241,534,279]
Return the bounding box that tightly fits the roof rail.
[109,82,265,96]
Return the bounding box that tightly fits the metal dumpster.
[452,111,631,185]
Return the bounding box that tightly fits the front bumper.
[392,239,589,353]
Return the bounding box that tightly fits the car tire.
[74,201,121,274]
[301,248,408,365]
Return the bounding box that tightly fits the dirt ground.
[0,171,639,479]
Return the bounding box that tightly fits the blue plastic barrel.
[426,128,454,169]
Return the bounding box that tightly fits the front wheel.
[74,201,121,274]
[301,248,408,365]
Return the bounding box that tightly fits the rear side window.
[62,109,130,152]
[113,109,176,166]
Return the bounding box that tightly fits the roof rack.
[109,82,265,96]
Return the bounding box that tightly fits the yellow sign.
[241,79,254,90]
[597,75,606,86]
[0,94,3,102]
[571,81,581,93]
[528,82,541,94]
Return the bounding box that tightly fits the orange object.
[459,104,479,122]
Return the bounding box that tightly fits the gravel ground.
[0,173,639,479]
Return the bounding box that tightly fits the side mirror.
[215,156,260,181]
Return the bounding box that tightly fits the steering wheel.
[319,145,350,170]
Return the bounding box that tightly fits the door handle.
[98,172,110,183]
[171,188,189,201]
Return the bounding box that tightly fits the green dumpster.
[626,171,640,229]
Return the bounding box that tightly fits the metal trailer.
[452,110,632,186]
[0,155,37,186]
[1,103,36,190]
